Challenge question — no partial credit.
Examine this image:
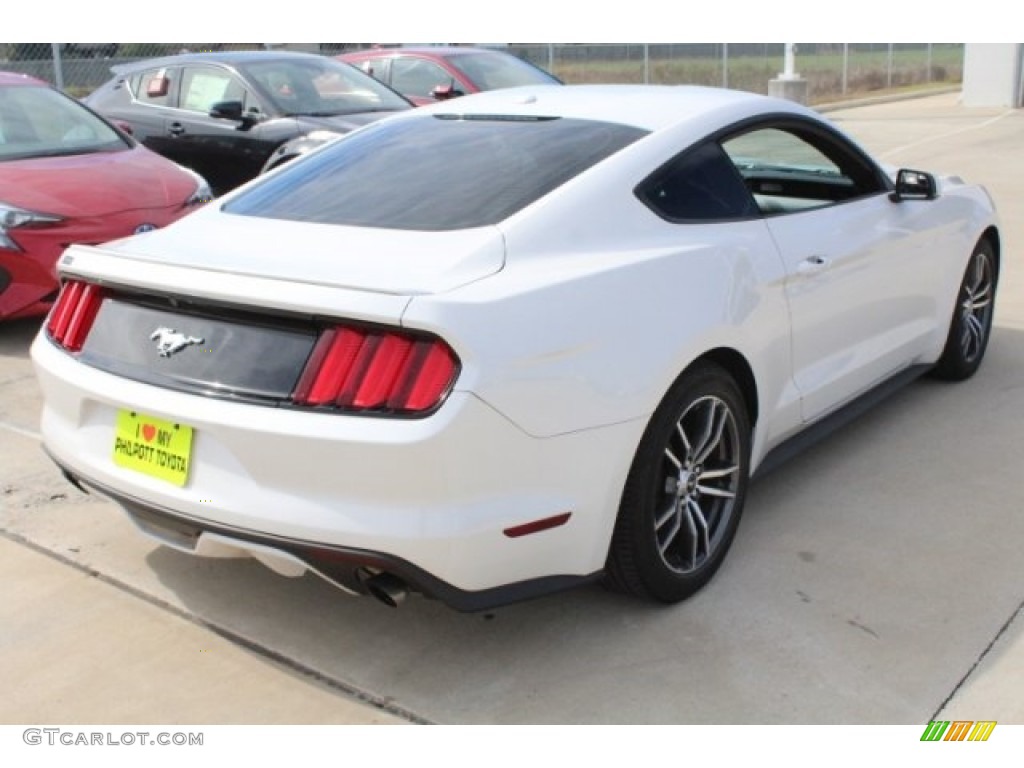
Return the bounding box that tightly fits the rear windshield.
[224,115,647,231]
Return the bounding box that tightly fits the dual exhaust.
[361,571,410,608]
[136,512,413,607]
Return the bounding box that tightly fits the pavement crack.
[0,419,42,441]
[931,597,1024,720]
[846,619,879,639]
[0,527,433,725]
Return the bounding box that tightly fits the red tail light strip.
[353,334,414,409]
[47,280,105,352]
[293,327,366,405]
[401,343,457,412]
[46,280,84,342]
[293,325,458,415]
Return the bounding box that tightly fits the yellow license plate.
[113,410,194,487]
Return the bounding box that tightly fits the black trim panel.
[81,296,317,402]
[754,364,930,478]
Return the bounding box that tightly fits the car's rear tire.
[932,238,998,381]
[605,361,751,603]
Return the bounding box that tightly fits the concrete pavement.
[0,534,407,724]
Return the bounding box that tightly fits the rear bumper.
[50,455,601,612]
[32,331,644,606]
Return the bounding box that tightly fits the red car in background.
[0,72,211,321]
[339,47,560,106]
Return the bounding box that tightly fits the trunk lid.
[97,205,506,296]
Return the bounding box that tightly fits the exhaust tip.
[60,469,91,496]
[363,572,409,608]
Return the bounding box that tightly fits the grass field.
[516,45,964,104]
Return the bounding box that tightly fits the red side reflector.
[504,512,573,539]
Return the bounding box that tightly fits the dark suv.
[86,51,412,194]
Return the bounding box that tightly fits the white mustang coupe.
[32,85,1000,611]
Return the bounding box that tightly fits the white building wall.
[962,43,1023,107]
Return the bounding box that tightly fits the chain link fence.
[1,43,964,104]
[0,44,368,96]
[513,44,964,103]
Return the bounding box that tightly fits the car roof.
[342,46,506,58]
[412,84,815,134]
[0,71,49,87]
[109,50,331,75]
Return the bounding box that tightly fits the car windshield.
[239,58,410,116]
[0,84,127,161]
[224,114,647,231]
[449,52,559,90]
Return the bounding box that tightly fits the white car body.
[31,85,1000,610]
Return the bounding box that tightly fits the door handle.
[796,255,830,275]
[167,123,185,137]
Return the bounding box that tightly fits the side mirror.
[209,100,244,121]
[430,83,463,101]
[890,169,937,202]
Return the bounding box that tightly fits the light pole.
[768,42,808,104]
[782,42,797,80]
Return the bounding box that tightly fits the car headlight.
[180,167,214,207]
[0,202,64,251]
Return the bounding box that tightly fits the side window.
[127,73,142,98]
[721,125,885,215]
[348,57,384,82]
[637,142,758,222]
[179,67,248,114]
[134,68,174,107]
[391,58,455,100]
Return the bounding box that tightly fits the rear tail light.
[46,280,105,352]
[292,325,458,416]
[44,283,457,416]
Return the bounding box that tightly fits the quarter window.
[132,68,174,107]
[637,142,758,222]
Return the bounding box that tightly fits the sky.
[7,1,1016,44]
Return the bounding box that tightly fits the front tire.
[605,362,751,603]
[932,238,998,381]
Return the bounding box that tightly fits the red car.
[0,72,211,321]
[338,47,560,106]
